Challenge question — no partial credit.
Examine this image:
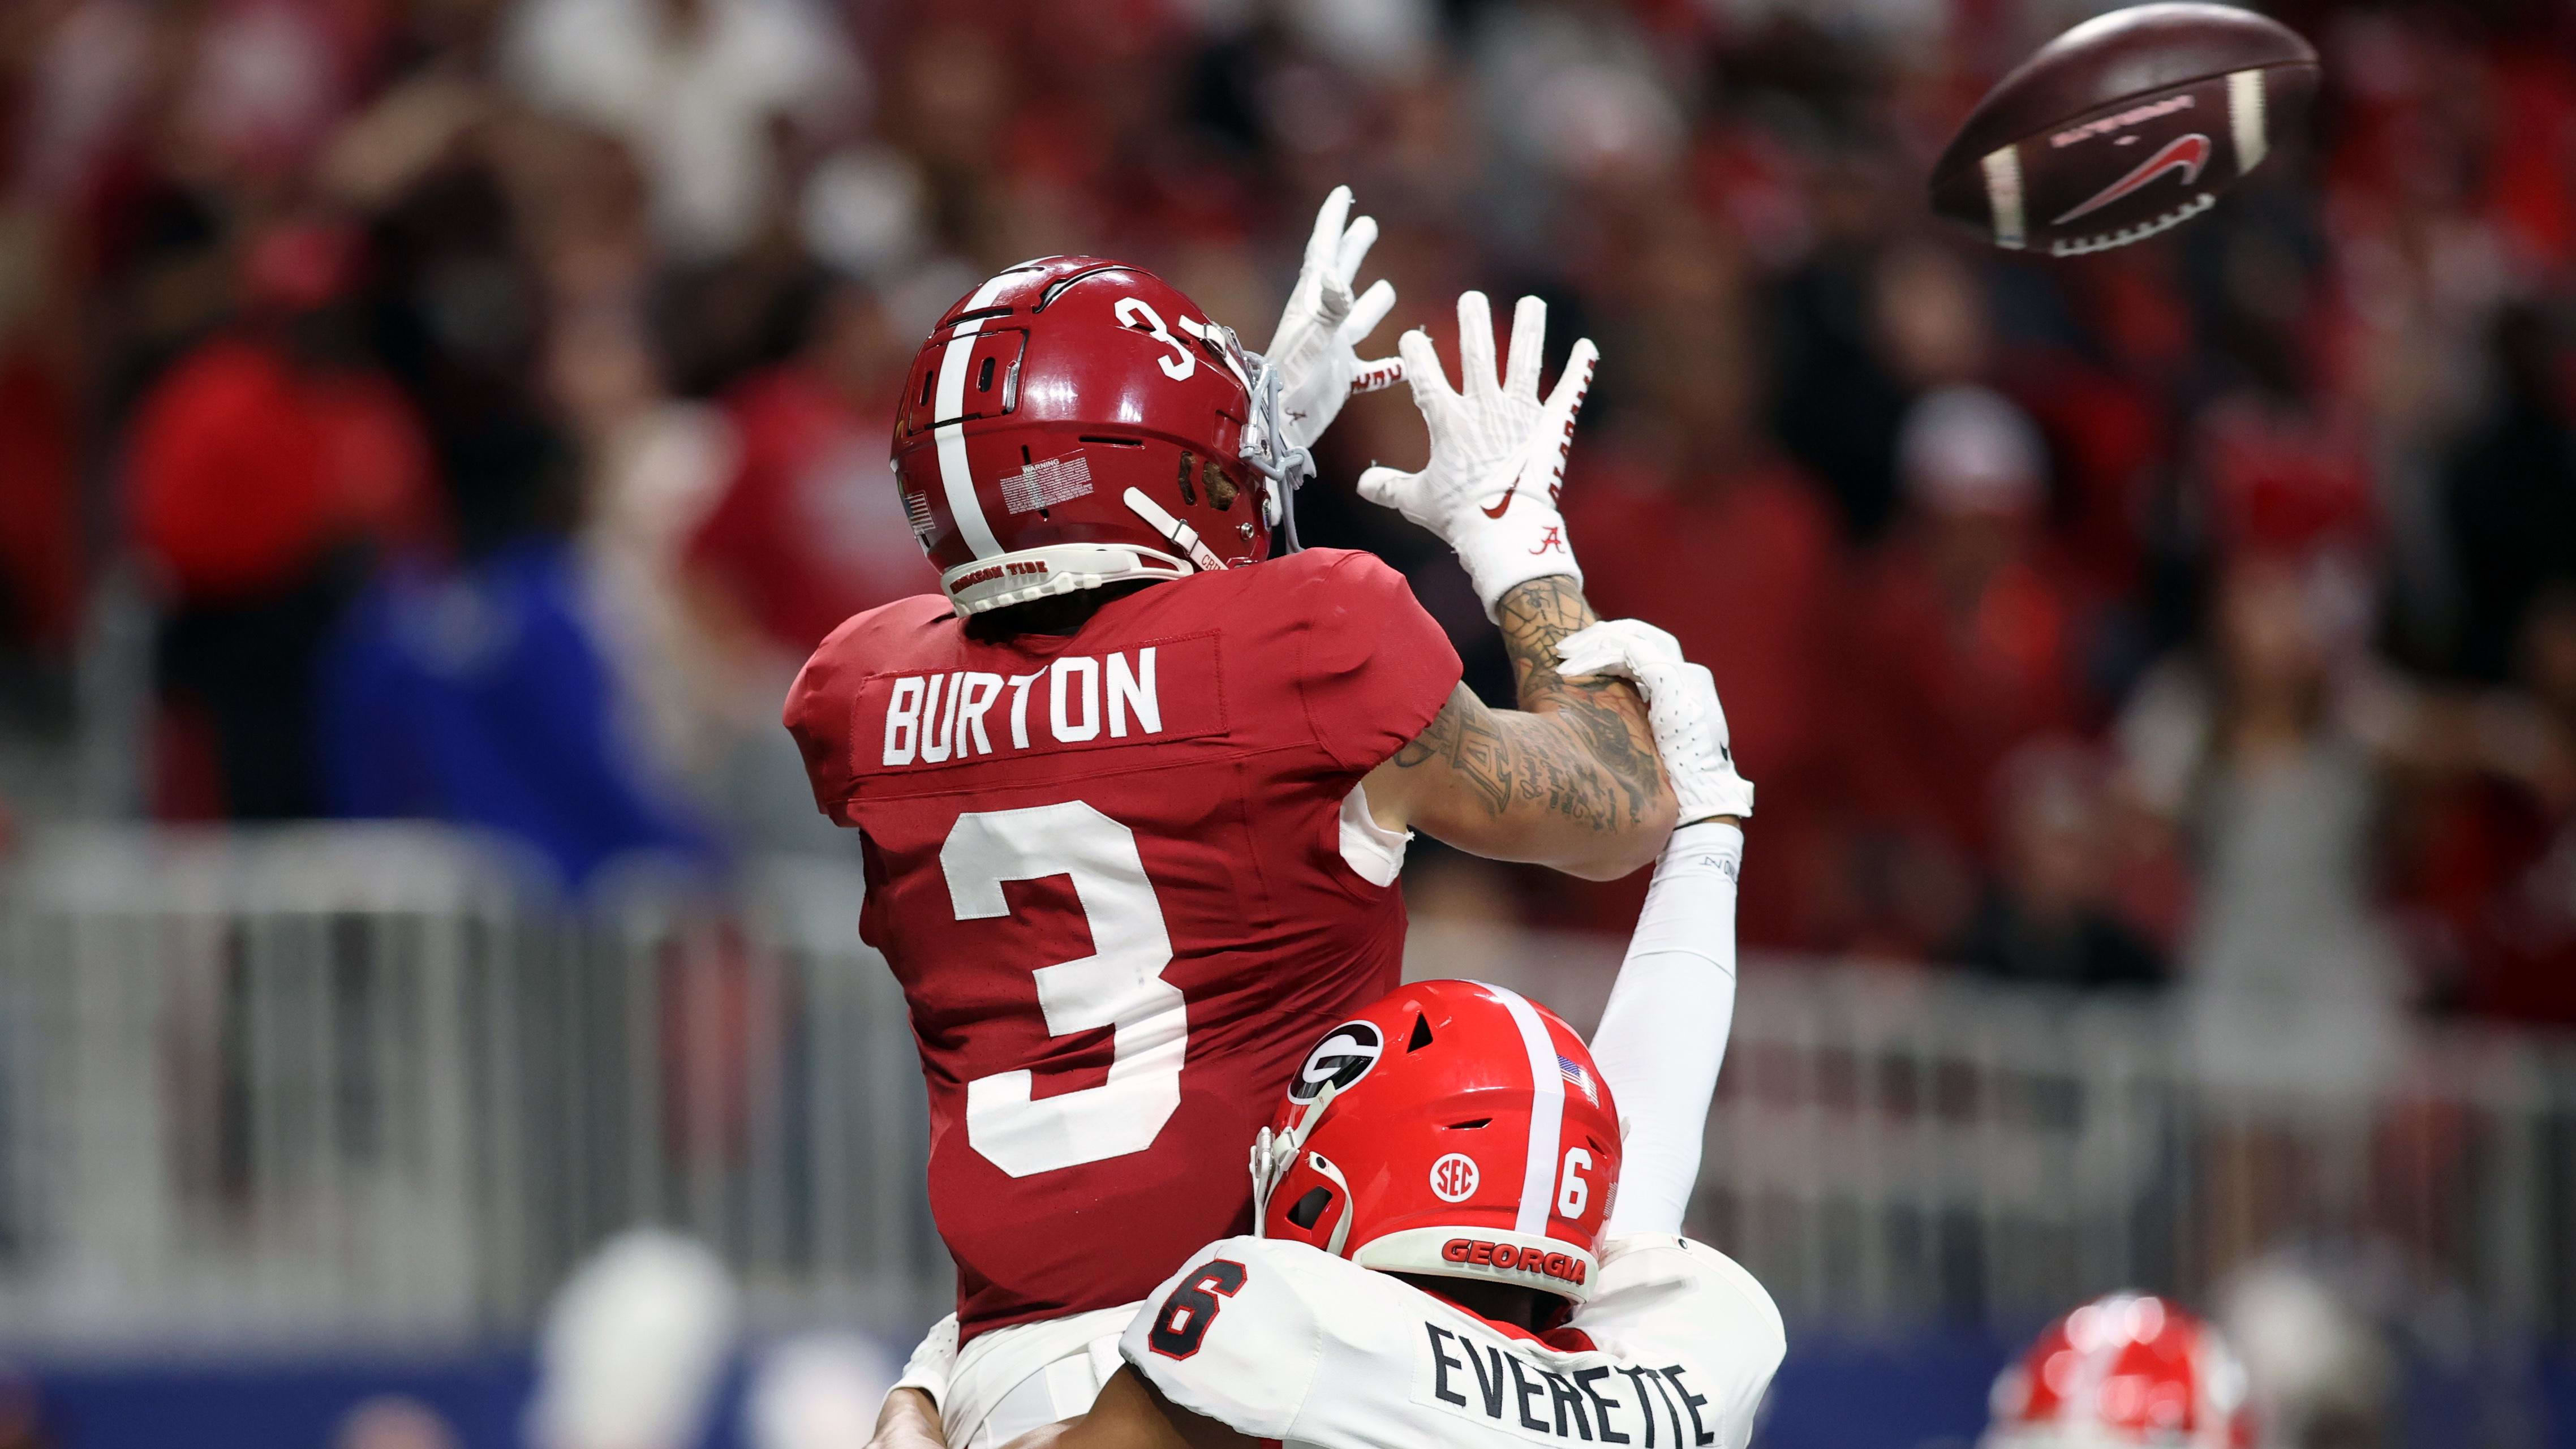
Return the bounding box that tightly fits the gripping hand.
[1556,620,1753,824]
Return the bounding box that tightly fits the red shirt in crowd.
[1840,526,2085,865]
[1558,453,1847,947]
[126,336,436,602]
[687,365,941,656]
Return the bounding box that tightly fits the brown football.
[1930,3,2319,256]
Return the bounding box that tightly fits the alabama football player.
[785,190,1677,1447]
[880,618,1778,1449]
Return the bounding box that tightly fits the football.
[1930,3,2319,256]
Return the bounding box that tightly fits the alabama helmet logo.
[1289,1021,1384,1102]
[2053,132,2211,226]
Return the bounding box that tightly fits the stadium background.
[0,0,2572,1443]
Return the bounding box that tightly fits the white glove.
[1556,619,1753,824]
[1357,291,1596,620]
[887,1313,958,1409]
[1266,185,1403,453]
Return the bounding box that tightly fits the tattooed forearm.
[1387,578,1671,838]
[1494,575,1598,710]
[1494,577,1666,822]
[1390,685,1636,829]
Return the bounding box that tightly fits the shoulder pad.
[1119,1238,1357,1440]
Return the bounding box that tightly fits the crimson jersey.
[784,548,1461,1340]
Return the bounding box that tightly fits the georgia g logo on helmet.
[1290,1022,1383,1103]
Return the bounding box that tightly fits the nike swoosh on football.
[2052,132,2211,226]
[1478,484,1517,519]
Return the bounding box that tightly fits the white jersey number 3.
[944,802,1186,1177]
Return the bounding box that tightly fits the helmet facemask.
[1225,333,1315,553]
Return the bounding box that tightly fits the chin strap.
[1307,1151,1356,1256]
[1124,488,1225,572]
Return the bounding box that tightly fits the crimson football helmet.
[1984,1293,2254,1449]
[891,257,1312,616]
[1249,980,1622,1304]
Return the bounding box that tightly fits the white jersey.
[1119,1234,1784,1449]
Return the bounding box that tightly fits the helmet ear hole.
[1286,1186,1334,1229]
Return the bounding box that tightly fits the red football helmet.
[1249,980,1622,1304]
[1984,1294,2254,1449]
[890,256,1312,616]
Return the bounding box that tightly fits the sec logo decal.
[1291,1021,1383,1103]
[1429,1153,1481,1203]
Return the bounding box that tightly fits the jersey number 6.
[944,802,1188,1177]
[1147,1259,1247,1360]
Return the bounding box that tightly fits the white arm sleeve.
[1592,821,1742,1237]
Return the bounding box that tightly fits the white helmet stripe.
[1483,983,1564,1236]
[932,270,1027,560]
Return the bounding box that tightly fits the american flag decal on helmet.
[1558,1054,1598,1105]
[1004,453,1095,514]
[902,489,936,543]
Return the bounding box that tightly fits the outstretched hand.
[1266,186,1403,453]
[1356,291,1597,621]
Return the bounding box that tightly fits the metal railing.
[0,827,945,1351]
[1444,922,2576,1343]
[1,827,2568,1352]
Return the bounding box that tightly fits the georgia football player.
[880,618,1780,1449]
[1981,1293,2252,1449]
[786,190,1677,1449]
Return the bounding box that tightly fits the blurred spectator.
[685,275,935,661]
[314,536,718,891]
[505,0,859,260]
[1556,212,1846,948]
[528,1229,739,1449]
[2442,304,2576,683]
[549,303,741,801]
[1771,234,1990,544]
[1947,739,2164,990]
[671,271,943,848]
[0,210,81,728]
[127,218,440,818]
[2119,553,2409,1095]
[2403,584,2576,1028]
[362,148,572,561]
[745,1333,896,1449]
[1839,385,2085,954]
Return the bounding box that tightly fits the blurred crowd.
[1,0,2574,1050]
